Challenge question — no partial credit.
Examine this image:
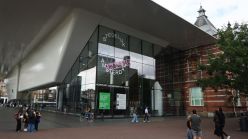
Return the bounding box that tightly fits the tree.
[197,23,248,116]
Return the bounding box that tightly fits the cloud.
[216,5,238,17]
[152,0,248,29]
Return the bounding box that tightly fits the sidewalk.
[1,107,248,139]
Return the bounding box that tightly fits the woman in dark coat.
[218,107,230,139]
[35,110,41,131]
[214,110,222,138]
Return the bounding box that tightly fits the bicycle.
[79,112,94,122]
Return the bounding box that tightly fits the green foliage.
[197,23,248,94]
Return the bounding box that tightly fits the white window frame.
[190,87,204,106]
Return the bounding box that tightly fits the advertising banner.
[99,92,110,110]
[116,93,126,110]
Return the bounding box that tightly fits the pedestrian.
[35,110,41,131]
[187,115,193,139]
[214,110,222,138]
[143,107,150,122]
[218,107,230,139]
[131,107,139,123]
[14,108,23,132]
[189,109,202,139]
[27,109,36,132]
[85,107,91,121]
[23,111,29,132]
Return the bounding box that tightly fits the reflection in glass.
[78,70,86,85]
[115,47,129,59]
[143,64,155,80]
[130,61,142,76]
[130,52,142,63]
[81,84,95,111]
[98,43,114,57]
[78,67,96,85]
[81,84,86,91]
[30,87,58,111]
[143,55,155,65]
[85,84,95,91]
[85,67,96,84]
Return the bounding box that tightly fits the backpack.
[29,110,35,119]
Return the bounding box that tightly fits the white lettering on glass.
[102,33,126,47]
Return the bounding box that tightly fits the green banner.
[99,92,110,110]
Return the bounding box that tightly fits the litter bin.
[240,116,248,131]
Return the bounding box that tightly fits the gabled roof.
[194,6,217,36]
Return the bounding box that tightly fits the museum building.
[6,0,236,118]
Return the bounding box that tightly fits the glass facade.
[17,87,58,111]
[57,25,185,117]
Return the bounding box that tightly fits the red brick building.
[159,6,248,117]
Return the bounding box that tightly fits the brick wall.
[155,44,248,116]
[183,45,247,116]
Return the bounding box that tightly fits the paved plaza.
[0,107,248,139]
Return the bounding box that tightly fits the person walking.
[85,107,91,122]
[189,109,202,139]
[143,107,150,122]
[187,115,193,139]
[214,110,222,138]
[218,107,230,139]
[27,109,36,132]
[23,111,29,132]
[15,108,23,132]
[131,107,139,123]
[35,110,41,131]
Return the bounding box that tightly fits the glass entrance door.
[96,85,129,118]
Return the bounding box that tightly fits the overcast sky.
[152,0,248,29]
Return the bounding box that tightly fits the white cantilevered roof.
[0,0,216,78]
